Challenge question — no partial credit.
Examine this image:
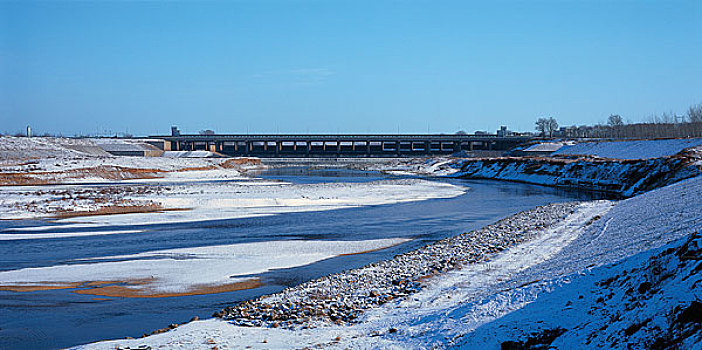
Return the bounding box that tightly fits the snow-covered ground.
[0,136,112,159]
[0,136,260,177]
[77,175,702,350]
[552,138,702,160]
[0,154,259,177]
[0,178,466,226]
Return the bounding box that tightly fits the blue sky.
[1,0,701,136]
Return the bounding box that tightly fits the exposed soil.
[50,205,190,219]
[0,282,83,292]
[0,165,166,186]
[72,278,262,298]
[0,278,262,298]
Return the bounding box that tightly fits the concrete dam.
[153,134,534,158]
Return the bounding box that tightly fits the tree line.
[536,102,702,139]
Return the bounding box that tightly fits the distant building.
[26,126,31,137]
[497,125,513,137]
[171,126,181,137]
[553,126,579,138]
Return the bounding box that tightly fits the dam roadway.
[154,134,534,157]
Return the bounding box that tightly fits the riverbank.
[77,174,702,349]
[215,201,586,328]
[372,138,702,197]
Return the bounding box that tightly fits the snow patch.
[553,138,702,160]
[0,238,410,295]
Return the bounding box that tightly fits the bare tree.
[663,113,670,123]
[547,118,559,137]
[607,114,624,138]
[688,103,702,123]
[536,118,548,136]
[535,117,558,137]
[551,101,702,139]
[607,114,624,127]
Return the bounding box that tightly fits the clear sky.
[1,0,701,136]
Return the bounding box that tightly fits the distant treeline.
[552,102,702,139]
[558,121,702,139]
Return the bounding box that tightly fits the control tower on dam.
[152,133,534,158]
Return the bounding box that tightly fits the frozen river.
[0,167,605,349]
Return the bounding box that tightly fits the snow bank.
[522,142,569,153]
[553,138,702,160]
[451,156,701,197]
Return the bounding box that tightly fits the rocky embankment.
[451,154,700,197]
[215,202,581,328]
[371,142,702,198]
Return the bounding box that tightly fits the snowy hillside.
[0,137,264,186]
[373,138,702,197]
[450,156,701,197]
[0,136,112,159]
[553,138,702,160]
[458,232,702,349]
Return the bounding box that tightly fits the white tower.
[26,125,32,138]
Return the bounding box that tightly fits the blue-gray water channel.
[0,167,607,349]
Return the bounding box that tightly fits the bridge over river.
[153,134,534,157]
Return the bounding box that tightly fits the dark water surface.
[0,168,606,349]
